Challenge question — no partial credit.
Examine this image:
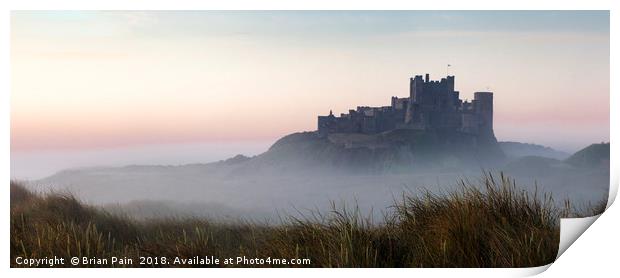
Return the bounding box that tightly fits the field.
[10,173,605,268]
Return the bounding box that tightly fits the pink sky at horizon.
[10,11,610,154]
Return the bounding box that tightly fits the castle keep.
[317,74,495,140]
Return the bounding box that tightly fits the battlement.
[317,74,496,142]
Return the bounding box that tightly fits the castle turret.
[446,76,455,92]
[474,91,494,137]
[409,75,424,102]
[405,75,424,123]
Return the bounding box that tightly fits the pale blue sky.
[12,11,610,39]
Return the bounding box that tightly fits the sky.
[10,11,610,178]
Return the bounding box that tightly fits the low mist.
[15,139,610,222]
[11,141,272,180]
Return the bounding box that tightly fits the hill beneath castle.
[235,129,505,174]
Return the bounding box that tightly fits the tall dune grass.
[10,173,605,268]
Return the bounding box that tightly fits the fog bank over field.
[19,133,610,221]
[11,141,273,180]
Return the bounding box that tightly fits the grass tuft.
[10,174,605,268]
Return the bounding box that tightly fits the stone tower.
[473,91,495,139]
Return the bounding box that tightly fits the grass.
[10,173,606,268]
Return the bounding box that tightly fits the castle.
[317,74,496,142]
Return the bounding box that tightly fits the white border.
[1,1,617,277]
